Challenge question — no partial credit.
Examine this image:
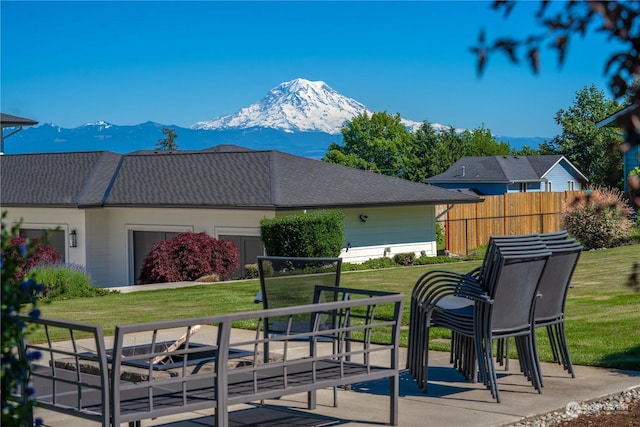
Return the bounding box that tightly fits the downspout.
[436,204,455,220]
[0,126,24,155]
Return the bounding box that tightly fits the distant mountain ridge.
[2,78,547,158]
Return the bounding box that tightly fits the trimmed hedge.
[260,210,345,257]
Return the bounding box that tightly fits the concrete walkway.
[35,281,640,426]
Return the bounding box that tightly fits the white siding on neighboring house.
[340,205,436,263]
[274,205,437,264]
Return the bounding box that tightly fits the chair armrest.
[413,270,491,313]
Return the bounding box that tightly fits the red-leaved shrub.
[4,236,61,281]
[138,232,239,284]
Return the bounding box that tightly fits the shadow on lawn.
[598,344,640,371]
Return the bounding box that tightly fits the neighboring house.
[1,145,480,287]
[425,155,588,195]
[595,104,640,192]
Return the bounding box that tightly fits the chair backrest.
[485,246,551,334]
[257,256,342,335]
[481,235,547,293]
[534,239,582,323]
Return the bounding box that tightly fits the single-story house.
[1,145,481,287]
[425,155,588,195]
[595,104,640,192]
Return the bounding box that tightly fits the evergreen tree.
[156,127,179,151]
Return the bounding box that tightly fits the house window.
[567,181,575,191]
[519,183,527,192]
[19,228,66,262]
[545,181,552,192]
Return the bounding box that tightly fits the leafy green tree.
[322,148,377,172]
[155,127,179,151]
[460,125,511,157]
[327,114,523,183]
[406,121,442,182]
[514,145,540,156]
[434,126,468,174]
[323,111,414,178]
[544,85,623,188]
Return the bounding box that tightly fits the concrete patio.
[34,345,640,427]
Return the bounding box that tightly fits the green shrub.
[358,257,397,270]
[413,255,461,265]
[630,214,640,243]
[436,222,445,251]
[28,263,115,301]
[243,263,259,279]
[260,210,344,257]
[393,252,416,266]
[562,186,633,250]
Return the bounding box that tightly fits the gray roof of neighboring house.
[1,113,38,127]
[1,146,481,209]
[425,155,588,184]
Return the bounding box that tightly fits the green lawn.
[37,244,640,370]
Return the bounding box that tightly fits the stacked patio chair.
[497,231,582,379]
[256,256,343,406]
[407,234,541,383]
[407,235,552,402]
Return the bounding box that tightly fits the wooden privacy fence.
[443,191,583,255]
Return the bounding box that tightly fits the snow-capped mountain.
[4,78,545,157]
[192,78,423,134]
[82,120,113,129]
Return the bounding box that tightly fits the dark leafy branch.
[471,0,640,204]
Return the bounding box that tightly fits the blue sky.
[1,1,619,137]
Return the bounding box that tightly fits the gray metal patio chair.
[256,255,343,406]
[497,232,582,378]
[407,234,546,385]
[408,237,551,402]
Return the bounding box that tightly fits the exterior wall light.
[69,229,78,248]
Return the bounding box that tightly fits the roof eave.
[274,199,483,210]
[595,104,637,128]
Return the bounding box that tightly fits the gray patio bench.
[20,286,404,427]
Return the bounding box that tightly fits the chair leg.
[418,315,431,392]
[483,337,500,402]
[553,323,575,378]
[546,325,562,364]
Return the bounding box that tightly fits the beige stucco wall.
[4,207,274,287]
[4,207,87,266]
[100,207,274,286]
[4,204,437,287]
